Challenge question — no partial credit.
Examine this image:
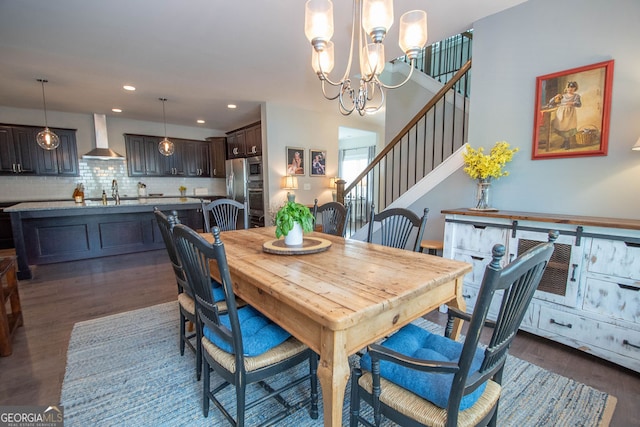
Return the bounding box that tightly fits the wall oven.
[246,155,264,227]
[247,181,264,227]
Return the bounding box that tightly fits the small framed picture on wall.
[286,147,305,175]
[309,149,326,176]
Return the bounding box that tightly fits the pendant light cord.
[161,98,168,138]
[39,79,49,127]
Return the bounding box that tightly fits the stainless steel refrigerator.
[225,156,264,227]
[225,158,248,204]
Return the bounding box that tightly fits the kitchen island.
[6,197,204,279]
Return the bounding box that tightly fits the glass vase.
[471,178,493,211]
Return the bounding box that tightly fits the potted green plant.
[275,201,314,246]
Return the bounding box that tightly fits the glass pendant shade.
[361,43,385,79]
[158,137,175,156]
[362,0,393,41]
[399,10,428,57]
[36,127,60,150]
[157,97,174,156]
[305,0,334,43]
[36,79,60,150]
[312,41,335,74]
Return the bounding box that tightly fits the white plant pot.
[284,222,303,246]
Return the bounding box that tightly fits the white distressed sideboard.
[442,208,640,373]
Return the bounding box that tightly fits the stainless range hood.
[83,114,124,159]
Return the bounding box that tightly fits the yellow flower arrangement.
[463,141,519,180]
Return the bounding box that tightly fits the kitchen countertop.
[5,197,205,212]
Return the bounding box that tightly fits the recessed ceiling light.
[123,85,136,91]
[227,104,237,109]
[112,108,122,113]
[196,119,205,124]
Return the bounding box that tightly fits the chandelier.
[36,79,60,150]
[158,97,175,156]
[305,0,427,116]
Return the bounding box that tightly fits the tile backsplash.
[0,159,225,202]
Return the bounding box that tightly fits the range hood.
[83,114,124,159]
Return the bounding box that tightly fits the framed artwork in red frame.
[532,60,614,160]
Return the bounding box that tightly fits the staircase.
[339,32,473,237]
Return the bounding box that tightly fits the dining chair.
[154,208,226,381]
[172,224,319,426]
[154,208,196,357]
[201,198,249,232]
[350,230,558,427]
[312,199,351,237]
[367,205,429,252]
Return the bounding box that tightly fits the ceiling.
[0,0,526,133]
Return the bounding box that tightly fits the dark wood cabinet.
[34,128,78,176]
[125,134,163,177]
[245,123,262,156]
[0,125,37,174]
[183,140,210,177]
[0,124,78,176]
[125,134,211,178]
[160,141,185,176]
[226,131,245,159]
[225,121,262,159]
[207,137,226,178]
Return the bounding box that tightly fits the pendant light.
[36,79,60,150]
[158,97,175,156]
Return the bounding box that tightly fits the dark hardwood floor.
[0,249,638,425]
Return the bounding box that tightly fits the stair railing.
[340,58,472,236]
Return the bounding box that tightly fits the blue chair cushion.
[360,323,486,411]
[203,306,291,357]
[211,279,225,302]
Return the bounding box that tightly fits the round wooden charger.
[262,236,332,255]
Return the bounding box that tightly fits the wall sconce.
[329,176,339,201]
[282,175,298,202]
[632,137,640,151]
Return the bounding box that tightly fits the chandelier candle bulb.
[312,41,334,74]
[399,10,428,57]
[305,0,334,43]
[362,0,393,41]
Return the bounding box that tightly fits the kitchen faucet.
[112,179,120,205]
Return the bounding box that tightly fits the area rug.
[61,302,617,426]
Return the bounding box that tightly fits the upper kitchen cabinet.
[159,140,185,177]
[125,134,163,177]
[0,126,37,174]
[207,137,226,178]
[125,134,212,178]
[183,140,210,177]
[225,121,262,159]
[0,124,78,176]
[244,123,262,157]
[35,128,79,176]
[226,130,245,159]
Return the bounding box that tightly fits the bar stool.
[0,256,23,356]
[420,239,444,256]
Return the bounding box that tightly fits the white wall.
[405,0,640,240]
[263,103,384,223]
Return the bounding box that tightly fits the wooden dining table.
[203,227,472,427]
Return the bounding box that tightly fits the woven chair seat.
[358,373,501,427]
[177,293,195,315]
[202,336,308,373]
